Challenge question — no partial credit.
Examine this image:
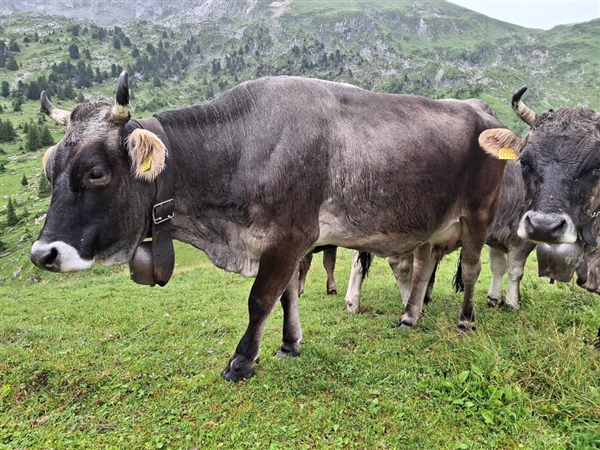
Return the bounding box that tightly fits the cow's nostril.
[524,212,572,243]
[524,215,535,236]
[41,247,59,268]
[30,243,60,270]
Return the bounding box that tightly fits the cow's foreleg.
[487,246,507,307]
[222,250,301,382]
[323,246,338,295]
[457,217,488,331]
[399,244,437,328]
[504,242,536,309]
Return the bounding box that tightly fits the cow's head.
[480,87,600,247]
[30,72,168,273]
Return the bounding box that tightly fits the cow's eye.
[520,158,535,175]
[90,169,104,180]
[575,168,600,182]
[84,167,111,188]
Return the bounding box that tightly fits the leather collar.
[134,117,175,286]
[582,205,600,246]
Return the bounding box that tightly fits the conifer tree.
[69,43,80,59]
[6,197,18,226]
[0,119,16,142]
[38,175,51,198]
[21,174,28,186]
[27,125,41,152]
[40,125,54,146]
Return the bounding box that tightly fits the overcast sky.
[447,0,600,29]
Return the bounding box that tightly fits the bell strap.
[135,117,175,286]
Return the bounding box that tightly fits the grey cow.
[31,73,509,381]
[480,86,600,341]
[339,161,536,313]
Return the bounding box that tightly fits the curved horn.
[112,71,132,122]
[40,91,70,126]
[511,85,536,126]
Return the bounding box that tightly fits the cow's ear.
[42,146,56,180]
[42,146,56,170]
[128,129,167,182]
[479,128,524,160]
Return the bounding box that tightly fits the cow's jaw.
[30,240,94,272]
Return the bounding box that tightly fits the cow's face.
[480,87,600,246]
[517,108,600,245]
[30,72,168,272]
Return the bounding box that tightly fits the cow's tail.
[452,250,465,293]
[359,252,372,278]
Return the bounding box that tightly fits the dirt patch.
[269,0,291,18]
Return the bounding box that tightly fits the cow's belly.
[315,209,462,258]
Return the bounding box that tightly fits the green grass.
[1,246,599,449]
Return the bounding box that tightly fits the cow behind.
[339,161,535,312]
[480,87,600,341]
[31,73,508,381]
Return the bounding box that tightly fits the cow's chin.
[95,242,140,267]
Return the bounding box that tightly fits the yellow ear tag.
[498,147,516,160]
[141,152,153,172]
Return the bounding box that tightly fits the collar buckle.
[152,199,174,224]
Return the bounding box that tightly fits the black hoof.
[457,323,476,333]
[398,320,414,329]
[275,348,300,359]
[221,359,255,382]
[487,296,504,308]
[327,289,338,295]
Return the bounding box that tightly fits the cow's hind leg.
[277,265,303,359]
[457,216,489,331]
[298,252,313,296]
[222,248,302,382]
[399,244,437,328]
[323,246,338,295]
[424,262,438,305]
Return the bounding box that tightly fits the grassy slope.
[1,247,599,448]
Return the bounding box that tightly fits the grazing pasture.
[1,243,599,449]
